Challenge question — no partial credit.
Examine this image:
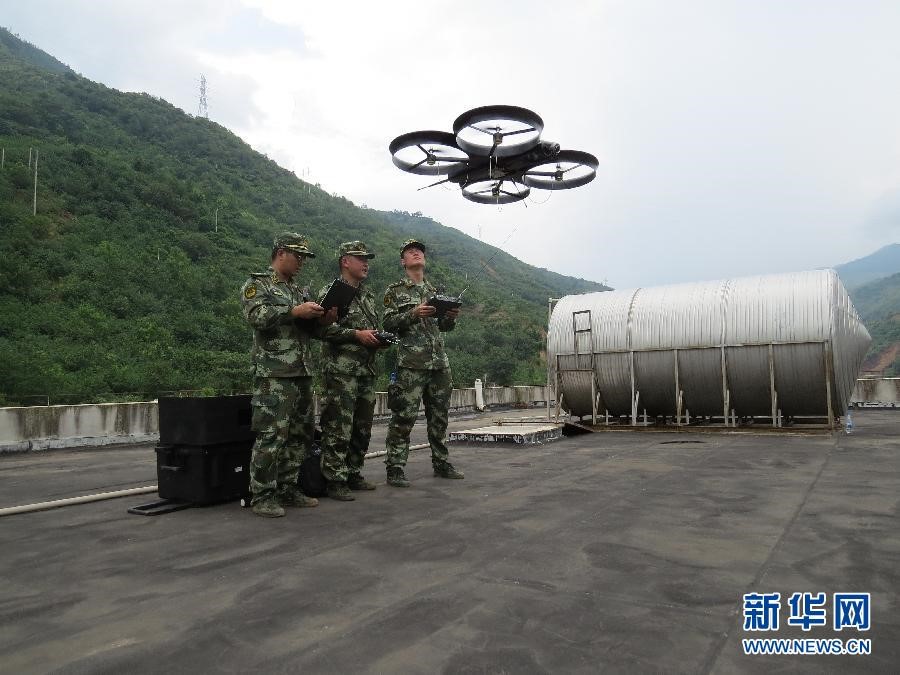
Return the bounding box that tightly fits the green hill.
[835,243,900,289]
[0,27,606,406]
[848,272,900,375]
[0,28,71,75]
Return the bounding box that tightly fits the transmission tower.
[198,74,209,119]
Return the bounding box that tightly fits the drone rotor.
[522,150,598,190]
[453,105,544,158]
[389,131,469,175]
[461,178,530,205]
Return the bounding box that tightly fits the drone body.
[389,105,598,205]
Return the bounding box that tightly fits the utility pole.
[1,148,4,169]
[214,207,218,233]
[198,75,209,119]
[32,149,38,216]
[28,147,32,169]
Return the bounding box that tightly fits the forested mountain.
[0,28,606,405]
[849,272,900,376]
[835,243,900,376]
[835,243,900,289]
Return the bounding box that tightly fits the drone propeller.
[461,178,530,205]
[389,131,469,175]
[522,150,598,190]
[453,105,544,158]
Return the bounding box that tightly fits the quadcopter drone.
[388,105,598,205]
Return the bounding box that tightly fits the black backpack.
[298,436,327,497]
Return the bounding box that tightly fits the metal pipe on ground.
[0,486,158,517]
[363,442,429,460]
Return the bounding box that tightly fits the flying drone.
[389,105,598,205]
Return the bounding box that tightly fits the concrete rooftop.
[1,409,898,673]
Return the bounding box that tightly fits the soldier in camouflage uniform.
[240,232,337,518]
[382,238,464,487]
[317,241,383,501]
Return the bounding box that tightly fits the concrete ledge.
[852,377,900,406]
[0,386,550,453]
[2,434,161,454]
[0,402,158,453]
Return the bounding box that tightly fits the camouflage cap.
[338,240,375,259]
[400,238,426,256]
[273,232,315,258]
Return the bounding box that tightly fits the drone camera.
[541,141,561,157]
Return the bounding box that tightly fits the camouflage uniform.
[317,241,379,487]
[383,240,457,473]
[240,233,318,509]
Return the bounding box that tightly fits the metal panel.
[548,270,871,420]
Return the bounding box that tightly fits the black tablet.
[320,278,358,311]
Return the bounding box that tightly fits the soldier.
[317,241,383,501]
[382,238,464,487]
[240,232,336,518]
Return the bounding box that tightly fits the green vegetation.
[0,28,605,406]
[849,272,900,376]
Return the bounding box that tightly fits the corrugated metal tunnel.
[547,270,871,425]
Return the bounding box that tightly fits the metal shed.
[547,270,871,427]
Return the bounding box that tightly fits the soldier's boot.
[386,466,411,488]
[326,482,355,501]
[347,474,377,491]
[252,498,285,518]
[433,461,465,479]
[278,489,319,508]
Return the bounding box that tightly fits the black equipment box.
[156,396,254,505]
[158,395,253,446]
[156,440,252,505]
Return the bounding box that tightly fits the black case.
[156,396,254,504]
[156,441,252,504]
[158,395,254,446]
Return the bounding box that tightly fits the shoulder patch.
[244,284,258,299]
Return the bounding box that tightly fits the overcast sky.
[5,0,900,288]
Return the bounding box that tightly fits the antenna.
[198,74,209,119]
[456,223,520,300]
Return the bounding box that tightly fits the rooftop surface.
[1,409,898,673]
